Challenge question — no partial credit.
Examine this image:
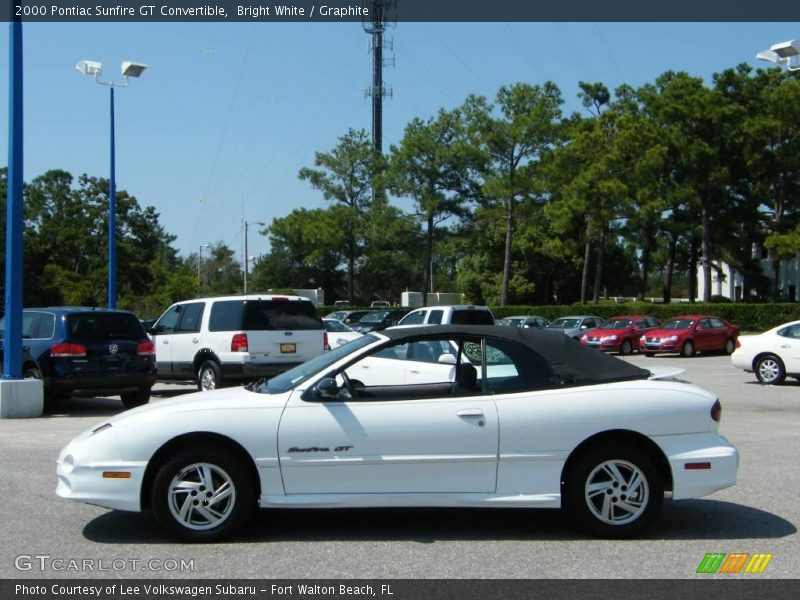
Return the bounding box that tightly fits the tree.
[298,129,381,301]
[387,108,480,304]
[466,83,563,305]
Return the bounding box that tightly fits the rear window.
[67,313,145,341]
[244,300,322,331]
[451,309,494,325]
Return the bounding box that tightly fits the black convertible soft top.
[380,324,651,385]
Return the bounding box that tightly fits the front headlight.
[602,335,618,342]
[667,335,679,342]
[580,334,588,341]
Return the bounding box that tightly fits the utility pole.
[243,221,265,294]
[362,0,396,200]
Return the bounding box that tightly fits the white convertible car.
[57,325,738,542]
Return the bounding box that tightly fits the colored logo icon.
[696,553,773,574]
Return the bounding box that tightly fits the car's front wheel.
[151,447,255,542]
[681,340,694,357]
[197,360,223,391]
[755,354,786,385]
[620,339,633,355]
[565,445,663,538]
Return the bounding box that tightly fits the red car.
[580,315,660,355]
[639,315,740,357]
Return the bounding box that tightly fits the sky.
[1,21,800,264]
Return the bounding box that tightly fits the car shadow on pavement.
[82,500,795,544]
[42,397,124,419]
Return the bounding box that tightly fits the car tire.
[198,360,223,391]
[565,444,663,539]
[121,389,151,409]
[681,341,694,357]
[23,366,42,380]
[620,340,633,355]
[151,447,255,543]
[724,338,736,355]
[754,354,786,385]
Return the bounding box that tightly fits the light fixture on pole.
[243,221,265,294]
[756,39,800,71]
[76,58,148,308]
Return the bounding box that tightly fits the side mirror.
[438,353,457,365]
[316,377,339,399]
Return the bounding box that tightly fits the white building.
[695,246,800,302]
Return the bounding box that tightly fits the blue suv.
[0,307,157,408]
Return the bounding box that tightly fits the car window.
[710,318,726,328]
[177,303,204,333]
[698,318,711,330]
[67,313,145,340]
[21,311,55,339]
[243,300,322,330]
[153,305,182,334]
[407,340,452,363]
[484,338,559,393]
[778,324,800,339]
[324,320,351,332]
[428,309,444,325]
[209,301,243,332]
[399,310,426,325]
[451,309,494,325]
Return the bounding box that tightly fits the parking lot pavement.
[0,356,797,579]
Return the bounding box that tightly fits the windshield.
[324,319,353,332]
[548,318,581,329]
[662,319,695,330]
[601,319,632,329]
[254,335,376,394]
[359,311,389,323]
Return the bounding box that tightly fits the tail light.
[324,332,330,351]
[231,333,248,352]
[136,341,155,356]
[51,342,87,357]
[711,399,722,422]
[735,339,741,349]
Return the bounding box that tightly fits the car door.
[150,305,183,376]
[168,302,206,378]
[277,336,499,495]
[693,318,713,351]
[776,324,800,373]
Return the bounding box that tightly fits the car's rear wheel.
[620,339,633,355]
[198,360,223,391]
[681,341,694,357]
[565,444,663,538]
[724,338,736,355]
[121,389,150,408]
[755,354,786,385]
[151,447,255,542]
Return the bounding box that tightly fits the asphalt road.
[0,354,797,579]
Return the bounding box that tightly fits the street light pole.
[243,221,265,294]
[76,59,147,309]
[197,243,211,291]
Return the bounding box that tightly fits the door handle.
[409,369,420,374]
[192,338,199,343]
[457,409,484,417]
[780,344,791,349]
[162,339,169,344]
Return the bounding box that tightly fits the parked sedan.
[350,309,407,333]
[322,318,363,349]
[57,325,738,542]
[324,310,372,327]
[546,315,605,340]
[496,315,550,329]
[640,315,739,357]
[731,320,800,384]
[581,315,660,355]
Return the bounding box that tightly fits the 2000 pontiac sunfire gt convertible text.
[57,325,739,542]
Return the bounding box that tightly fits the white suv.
[150,295,325,391]
[396,304,494,326]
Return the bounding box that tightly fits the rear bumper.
[655,433,739,500]
[46,371,156,395]
[221,362,303,381]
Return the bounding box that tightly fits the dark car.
[0,307,156,407]
[350,309,407,333]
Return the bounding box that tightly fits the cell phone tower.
[362,0,396,157]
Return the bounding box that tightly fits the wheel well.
[193,350,220,375]
[560,430,673,493]
[140,432,261,510]
[752,352,782,372]
[22,359,39,373]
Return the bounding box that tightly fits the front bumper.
[56,432,145,512]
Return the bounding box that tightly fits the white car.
[322,318,363,349]
[731,320,800,384]
[57,325,738,542]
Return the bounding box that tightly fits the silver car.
[547,315,606,340]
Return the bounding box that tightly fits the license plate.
[280,343,296,354]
